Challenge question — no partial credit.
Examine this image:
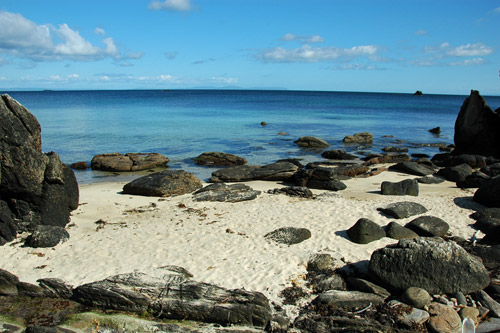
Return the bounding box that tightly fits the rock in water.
[194,152,246,166]
[0,95,79,245]
[454,90,500,158]
[91,152,169,171]
[294,136,330,148]
[368,238,490,294]
[123,170,202,197]
[343,132,373,144]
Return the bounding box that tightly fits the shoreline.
[0,169,483,313]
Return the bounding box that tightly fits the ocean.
[4,89,500,184]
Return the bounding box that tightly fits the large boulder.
[91,152,169,172]
[209,162,298,183]
[72,269,272,328]
[0,95,79,245]
[368,238,490,294]
[454,90,500,158]
[123,170,202,197]
[474,177,500,208]
[194,152,246,166]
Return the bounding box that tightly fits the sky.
[0,0,499,95]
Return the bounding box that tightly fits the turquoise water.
[5,89,500,183]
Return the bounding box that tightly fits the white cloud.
[449,58,486,66]
[280,33,325,44]
[94,27,106,35]
[446,43,493,57]
[414,30,428,36]
[257,44,378,63]
[0,11,139,63]
[490,6,500,14]
[0,76,7,81]
[209,76,238,85]
[148,0,192,11]
[332,63,377,71]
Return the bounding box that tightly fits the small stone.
[402,287,432,309]
[459,307,479,323]
[427,302,462,333]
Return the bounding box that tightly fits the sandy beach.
[0,168,484,317]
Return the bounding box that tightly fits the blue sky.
[0,0,499,94]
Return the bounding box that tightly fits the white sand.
[0,170,484,311]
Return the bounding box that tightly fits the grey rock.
[378,201,428,219]
[437,163,474,183]
[381,179,419,196]
[385,222,419,240]
[477,318,500,333]
[343,132,373,144]
[454,90,500,158]
[0,268,19,296]
[72,270,272,328]
[264,227,311,245]
[294,136,330,148]
[389,161,435,176]
[17,281,46,297]
[268,186,314,198]
[210,162,298,182]
[24,225,69,248]
[0,200,16,243]
[194,152,246,166]
[346,218,385,244]
[91,152,169,171]
[417,175,446,184]
[193,183,260,202]
[427,302,462,333]
[405,215,449,237]
[346,277,390,298]
[123,170,203,197]
[306,253,341,273]
[474,176,500,208]
[402,287,432,309]
[313,290,384,309]
[368,238,490,294]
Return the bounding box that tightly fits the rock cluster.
[0,95,79,246]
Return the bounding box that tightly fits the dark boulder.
[345,277,390,298]
[123,170,202,197]
[368,237,490,294]
[416,175,445,184]
[72,270,272,328]
[321,149,357,160]
[194,152,246,166]
[209,162,298,183]
[481,163,500,177]
[382,146,408,153]
[343,132,373,144]
[37,278,74,299]
[0,200,16,244]
[414,90,423,96]
[405,216,449,237]
[364,153,412,165]
[436,163,473,183]
[389,161,435,176]
[268,186,314,198]
[346,218,385,244]
[385,222,419,240]
[24,225,70,248]
[473,217,500,243]
[474,176,500,208]
[0,95,79,244]
[429,127,441,134]
[294,166,348,191]
[381,179,419,196]
[454,90,500,158]
[264,227,311,245]
[91,152,169,172]
[192,183,260,202]
[294,136,330,148]
[470,207,500,221]
[377,201,427,219]
[456,171,491,188]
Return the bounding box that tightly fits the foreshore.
[0,168,482,314]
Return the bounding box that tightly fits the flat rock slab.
[209,162,298,182]
[123,170,202,197]
[268,186,314,198]
[389,161,435,176]
[264,227,311,245]
[417,175,445,184]
[193,183,260,202]
[368,237,490,294]
[378,201,428,219]
[91,152,169,172]
[194,152,246,166]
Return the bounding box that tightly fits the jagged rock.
[427,302,462,333]
[343,132,373,144]
[91,152,169,172]
[123,170,202,197]
[194,152,246,166]
[321,149,357,160]
[72,269,272,328]
[402,287,432,309]
[378,201,428,219]
[346,218,385,244]
[37,278,73,299]
[192,183,260,202]
[264,227,311,245]
[454,90,500,158]
[381,179,419,196]
[268,186,314,198]
[294,136,330,148]
[313,290,384,309]
[24,225,70,248]
[209,162,298,182]
[389,161,435,176]
[368,238,490,294]
[385,222,419,240]
[437,163,473,183]
[405,216,449,237]
[474,177,500,208]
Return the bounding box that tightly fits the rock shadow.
[453,196,484,211]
